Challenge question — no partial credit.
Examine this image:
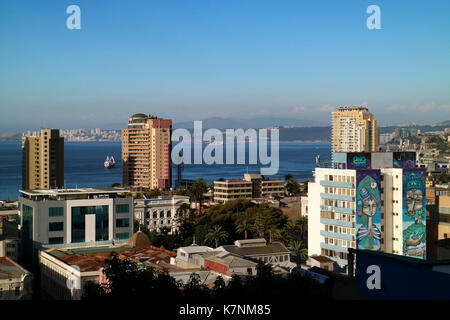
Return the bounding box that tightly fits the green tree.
[205,225,228,248]
[286,176,300,195]
[146,188,162,198]
[290,240,308,264]
[235,220,254,240]
[189,178,209,214]
[174,187,190,196]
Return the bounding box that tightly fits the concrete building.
[22,129,64,190]
[0,220,19,262]
[427,195,450,259]
[18,188,134,268]
[122,113,172,190]
[243,173,285,198]
[0,257,33,300]
[300,196,308,217]
[213,174,285,204]
[216,239,295,271]
[133,196,190,234]
[213,179,252,204]
[308,151,427,268]
[331,106,378,155]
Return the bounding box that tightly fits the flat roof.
[220,242,290,257]
[45,245,178,273]
[20,187,126,196]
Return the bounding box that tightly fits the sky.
[1,0,450,132]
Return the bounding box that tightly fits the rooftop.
[46,244,178,273]
[20,187,126,197]
[219,242,289,257]
[0,257,30,280]
[310,255,334,264]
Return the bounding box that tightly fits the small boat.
[104,156,115,169]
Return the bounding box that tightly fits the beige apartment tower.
[22,129,64,190]
[122,114,172,190]
[332,106,379,154]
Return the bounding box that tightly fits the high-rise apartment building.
[308,151,426,268]
[331,106,379,155]
[22,129,64,190]
[122,114,172,190]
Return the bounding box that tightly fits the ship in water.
[104,156,115,169]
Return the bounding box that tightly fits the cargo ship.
[104,156,115,169]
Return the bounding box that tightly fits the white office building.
[18,188,134,269]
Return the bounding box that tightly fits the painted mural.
[347,153,371,169]
[402,168,426,259]
[393,151,416,169]
[356,169,382,251]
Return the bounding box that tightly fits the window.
[153,212,157,219]
[116,204,129,214]
[15,287,20,296]
[116,218,130,228]
[49,222,63,231]
[160,211,164,218]
[49,237,64,244]
[49,207,64,217]
[167,210,171,218]
[116,232,129,240]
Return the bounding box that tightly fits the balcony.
[320,230,354,241]
[320,218,354,228]
[320,205,354,215]
[320,180,354,188]
[320,242,350,254]
[320,193,354,202]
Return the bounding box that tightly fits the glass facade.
[22,204,33,240]
[49,207,64,217]
[71,205,109,243]
[116,204,129,214]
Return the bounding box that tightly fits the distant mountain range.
[173,116,326,129]
[1,119,449,142]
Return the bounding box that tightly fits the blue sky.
[1,0,449,132]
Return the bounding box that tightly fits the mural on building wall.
[356,169,382,251]
[402,168,426,259]
[393,152,416,169]
[347,153,371,169]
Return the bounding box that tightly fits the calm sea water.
[0,141,331,200]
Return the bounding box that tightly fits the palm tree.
[205,225,228,248]
[290,240,308,265]
[189,179,208,214]
[236,220,254,240]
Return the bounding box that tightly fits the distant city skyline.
[1,0,450,132]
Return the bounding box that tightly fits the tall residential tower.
[22,129,64,190]
[122,114,172,190]
[332,106,379,154]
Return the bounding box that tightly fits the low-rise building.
[0,257,33,300]
[213,174,286,204]
[134,196,190,234]
[307,255,334,272]
[0,220,19,262]
[216,238,295,271]
[213,179,252,204]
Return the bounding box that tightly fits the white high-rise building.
[308,151,426,269]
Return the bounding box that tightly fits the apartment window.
[49,222,63,232]
[116,232,129,240]
[116,218,130,228]
[116,204,129,214]
[49,207,64,217]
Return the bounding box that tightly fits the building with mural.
[308,151,427,269]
